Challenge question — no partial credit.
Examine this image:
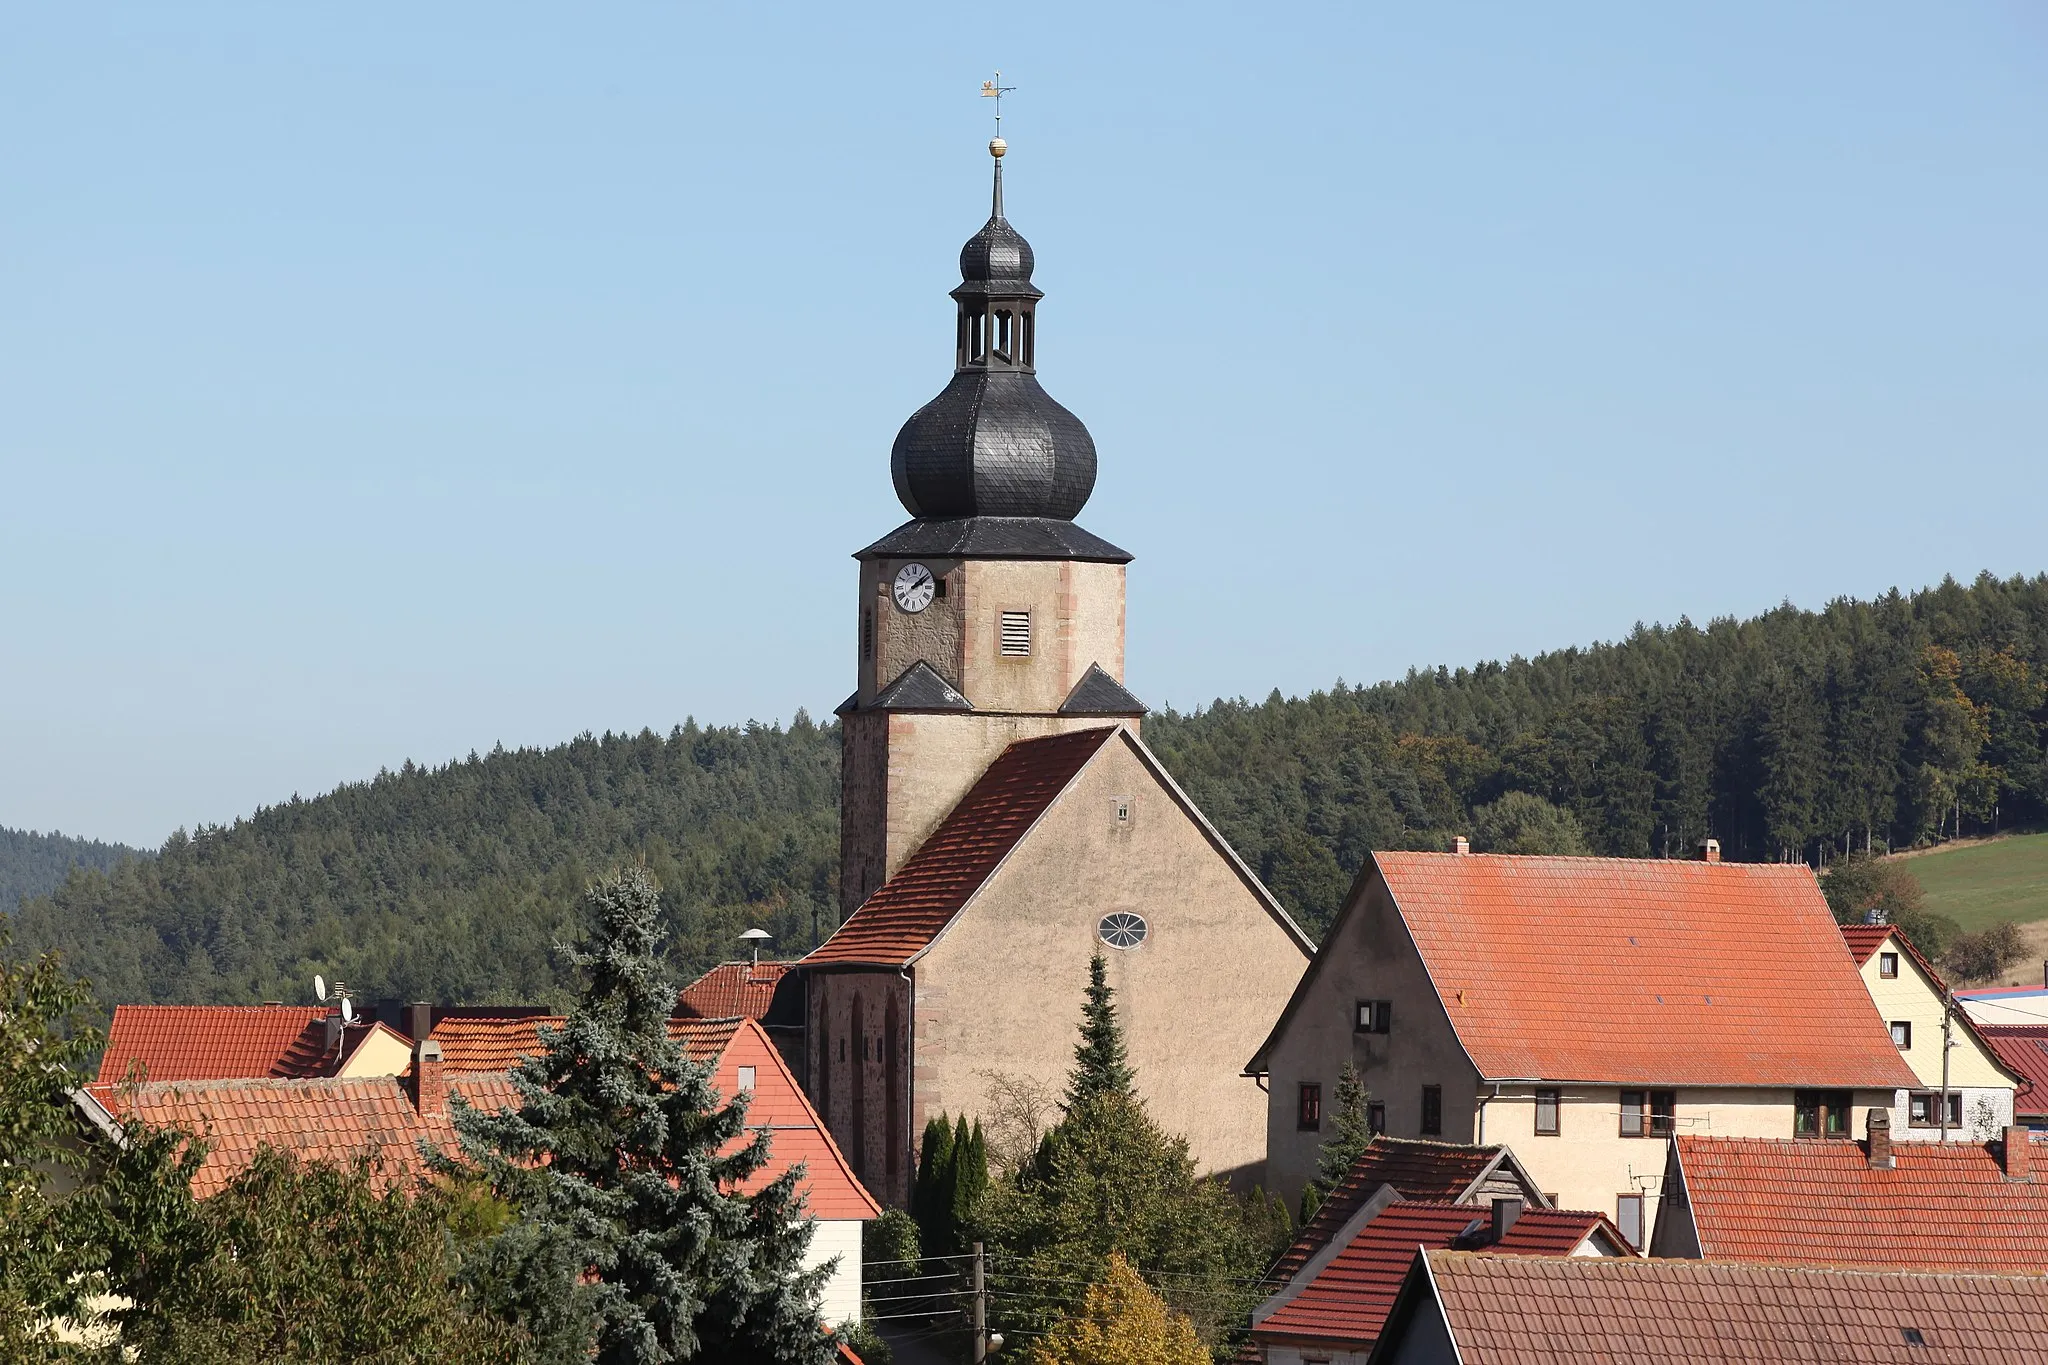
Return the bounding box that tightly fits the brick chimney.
[1866,1108,1894,1169]
[1491,1196,1524,1242]
[1452,836,1471,855]
[2003,1126,2032,1180]
[409,1040,447,1118]
[1696,838,1721,864]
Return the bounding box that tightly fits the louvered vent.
[862,608,874,659]
[999,610,1032,657]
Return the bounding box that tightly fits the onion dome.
[890,139,1098,522]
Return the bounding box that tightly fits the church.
[800,134,1313,1202]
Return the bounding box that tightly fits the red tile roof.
[677,961,796,1020]
[1981,1026,2048,1120]
[428,1014,567,1073]
[1268,1140,1534,1286]
[1839,922,1950,990]
[804,727,1118,966]
[1254,1202,1614,1350]
[1414,1252,2048,1363]
[708,1019,878,1221]
[97,1005,334,1085]
[82,1073,519,1197]
[1370,853,1919,1087]
[1670,1133,2048,1272]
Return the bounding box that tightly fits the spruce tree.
[910,1114,953,1237]
[1065,952,1135,1109]
[449,867,838,1365]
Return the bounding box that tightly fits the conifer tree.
[450,867,839,1365]
[1300,1063,1373,1222]
[911,1114,953,1235]
[1064,953,1135,1109]
[948,1119,989,1251]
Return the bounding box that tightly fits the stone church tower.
[806,138,1311,1206]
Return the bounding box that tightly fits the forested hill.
[13,572,2048,1010]
[1,827,147,913]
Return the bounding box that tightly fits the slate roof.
[80,1073,519,1196]
[1668,1133,2048,1272]
[869,660,973,712]
[677,961,798,1022]
[1298,853,1918,1087]
[854,516,1131,563]
[1403,1252,2048,1363]
[1268,1140,1538,1286]
[1058,662,1146,717]
[98,1005,332,1084]
[804,727,1119,966]
[1980,1026,2048,1120]
[1254,1203,1613,1350]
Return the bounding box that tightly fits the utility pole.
[970,1241,987,1363]
[1940,987,1955,1144]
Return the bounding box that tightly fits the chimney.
[1696,838,1721,864]
[1491,1196,1524,1242]
[402,1001,433,1045]
[2003,1126,2032,1180]
[1867,1108,1894,1169]
[1452,836,1470,855]
[409,1040,447,1118]
[323,1013,344,1056]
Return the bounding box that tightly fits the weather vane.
[981,71,1016,145]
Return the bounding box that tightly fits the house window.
[999,610,1032,657]
[1909,1091,1963,1128]
[1878,952,1899,979]
[838,1038,846,1062]
[1297,1083,1323,1131]
[736,1065,756,1092]
[1535,1088,1560,1136]
[1355,1000,1391,1034]
[1890,1021,1912,1050]
[1795,1089,1855,1139]
[1616,1194,1644,1250]
[1620,1090,1676,1137]
[1421,1085,1442,1136]
[1114,797,1131,823]
[1367,1102,1386,1135]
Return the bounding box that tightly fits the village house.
[1649,1120,2048,1271]
[801,140,1312,1201]
[1362,1252,2048,1364]
[1247,846,1919,1247]
[1249,1195,1629,1365]
[1838,923,2018,1134]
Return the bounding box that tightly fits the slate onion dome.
[890,137,1099,522]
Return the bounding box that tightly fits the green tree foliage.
[1024,1253,1208,1365]
[94,1145,516,1364]
[1066,953,1136,1108]
[447,867,838,1365]
[910,1113,988,1258]
[11,718,839,1009]
[978,960,1289,1358]
[1819,853,1960,958]
[1469,792,1590,855]
[0,928,105,1358]
[1147,574,2048,937]
[1300,1063,1373,1224]
[0,826,145,913]
[1945,920,2028,983]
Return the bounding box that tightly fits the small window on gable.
[1890,1020,1912,1050]
[1114,797,1131,823]
[1367,1101,1386,1135]
[999,610,1032,656]
[1535,1088,1560,1136]
[1297,1083,1323,1132]
[1354,1000,1391,1034]
[737,1065,756,1092]
[1879,952,1900,979]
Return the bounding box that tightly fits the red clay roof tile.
[1671,1133,2048,1272]
[804,727,1118,967]
[1980,1026,2048,1120]
[677,961,796,1021]
[98,1005,334,1085]
[1417,1252,2048,1362]
[1269,1140,1525,1285]
[1375,852,1920,1088]
[1255,1203,1613,1349]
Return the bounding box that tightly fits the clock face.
[892,562,936,614]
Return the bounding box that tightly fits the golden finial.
[981,71,1015,157]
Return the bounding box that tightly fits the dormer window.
[1878,952,1899,979]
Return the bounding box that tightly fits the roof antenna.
[980,70,1016,216]
[739,927,773,971]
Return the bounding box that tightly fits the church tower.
[838,136,1144,913]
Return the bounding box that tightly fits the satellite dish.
[340,996,354,1025]
[314,974,328,1003]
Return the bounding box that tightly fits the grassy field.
[1898,832,2048,932]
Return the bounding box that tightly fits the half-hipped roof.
[1258,852,1918,1088]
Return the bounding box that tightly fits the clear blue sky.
[4,3,2044,848]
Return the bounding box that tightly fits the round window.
[1098,912,1148,950]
